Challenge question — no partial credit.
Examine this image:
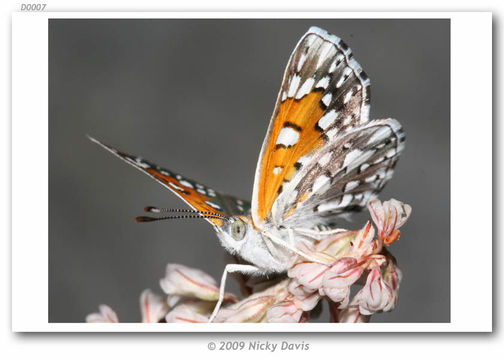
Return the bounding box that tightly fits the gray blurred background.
[49,19,450,323]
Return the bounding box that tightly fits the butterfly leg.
[293,227,346,239]
[262,231,330,265]
[208,264,261,323]
[288,227,313,248]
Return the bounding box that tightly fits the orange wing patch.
[145,168,225,226]
[257,91,326,221]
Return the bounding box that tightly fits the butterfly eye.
[231,219,247,241]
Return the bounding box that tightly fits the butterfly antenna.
[135,215,225,223]
[143,206,230,220]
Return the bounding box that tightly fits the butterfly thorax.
[215,216,297,273]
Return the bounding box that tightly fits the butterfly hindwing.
[88,137,250,226]
[273,119,405,227]
[251,26,372,227]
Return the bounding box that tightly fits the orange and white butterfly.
[89,26,405,321]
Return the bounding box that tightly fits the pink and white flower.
[315,230,356,258]
[140,289,169,323]
[287,261,329,291]
[266,301,304,323]
[165,300,214,323]
[214,295,276,322]
[214,279,292,322]
[159,263,238,305]
[86,304,119,323]
[382,261,403,311]
[368,198,412,245]
[338,306,371,323]
[288,279,321,311]
[320,258,364,307]
[349,221,377,257]
[351,267,395,315]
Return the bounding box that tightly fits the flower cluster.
[87,198,411,323]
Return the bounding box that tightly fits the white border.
[11,12,492,332]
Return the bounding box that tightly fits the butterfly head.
[214,215,255,253]
[214,215,289,271]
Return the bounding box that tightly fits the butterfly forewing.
[89,137,250,226]
[251,26,373,227]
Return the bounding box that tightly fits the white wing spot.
[343,149,363,168]
[329,61,336,73]
[317,110,338,130]
[329,54,344,73]
[197,189,206,195]
[373,157,385,164]
[318,152,332,167]
[343,90,354,104]
[376,168,386,179]
[312,174,331,194]
[276,127,300,147]
[360,163,370,172]
[135,158,150,169]
[297,155,312,166]
[179,180,193,189]
[340,194,353,207]
[169,182,185,192]
[345,180,359,192]
[295,77,315,100]
[316,42,334,68]
[273,166,283,175]
[336,67,352,88]
[315,76,330,89]
[386,148,397,158]
[365,174,378,183]
[321,93,332,107]
[288,75,301,98]
[281,91,287,101]
[297,52,308,71]
[367,127,392,145]
[344,150,375,170]
[205,201,221,210]
[317,200,340,213]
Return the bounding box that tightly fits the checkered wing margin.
[252,26,400,228]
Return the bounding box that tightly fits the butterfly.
[89,26,405,321]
